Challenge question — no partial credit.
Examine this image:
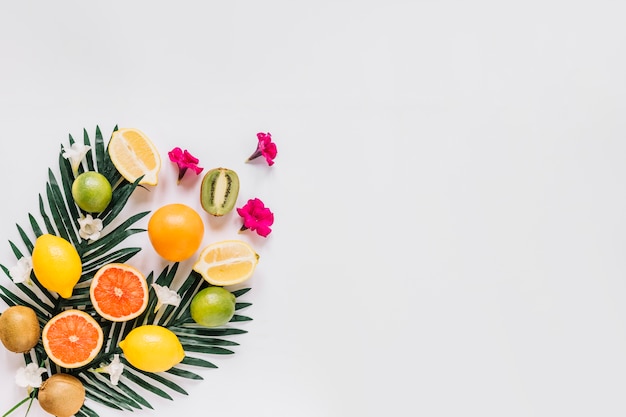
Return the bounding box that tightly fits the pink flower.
[168,147,203,184]
[237,198,274,237]
[246,132,277,166]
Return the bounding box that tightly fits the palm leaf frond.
[0,126,254,417]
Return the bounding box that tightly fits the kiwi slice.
[200,168,240,216]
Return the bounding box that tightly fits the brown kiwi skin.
[38,373,86,417]
[200,168,240,216]
[0,305,40,353]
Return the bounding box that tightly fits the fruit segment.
[108,128,161,185]
[193,240,259,286]
[90,263,149,322]
[200,168,240,216]
[43,310,104,369]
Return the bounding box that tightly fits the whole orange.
[148,203,204,261]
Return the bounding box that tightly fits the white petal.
[62,143,91,173]
[152,284,182,307]
[9,256,32,284]
[78,214,104,241]
[15,363,46,388]
[103,354,124,385]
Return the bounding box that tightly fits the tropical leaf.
[0,126,253,417]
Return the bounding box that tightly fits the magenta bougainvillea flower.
[168,147,204,183]
[246,132,277,166]
[237,198,274,237]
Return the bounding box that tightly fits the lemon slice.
[108,128,161,185]
[193,240,260,286]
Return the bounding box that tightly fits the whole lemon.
[147,204,204,262]
[190,286,236,327]
[72,171,112,213]
[32,234,82,298]
[119,325,184,372]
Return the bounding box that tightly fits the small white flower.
[8,256,32,284]
[78,214,103,241]
[101,354,124,386]
[152,283,182,312]
[15,363,46,389]
[62,143,91,176]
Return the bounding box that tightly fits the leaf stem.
[2,388,37,417]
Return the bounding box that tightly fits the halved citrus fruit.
[43,309,104,368]
[108,128,161,185]
[192,240,259,286]
[90,263,149,322]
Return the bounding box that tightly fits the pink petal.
[168,147,184,163]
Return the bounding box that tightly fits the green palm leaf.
[0,126,254,417]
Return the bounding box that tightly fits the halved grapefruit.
[89,263,149,322]
[42,309,104,369]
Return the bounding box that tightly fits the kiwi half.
[200,168,240,216]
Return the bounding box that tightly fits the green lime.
[71,171,112,213]
[190,287,236,327]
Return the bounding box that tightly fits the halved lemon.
[193,240,259,286]
[108,128,161,185]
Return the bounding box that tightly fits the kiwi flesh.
[38,373,85,417]
[200,168,240,216]
[0,305,40,353]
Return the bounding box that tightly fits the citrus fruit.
[32,234,82,298]
[192,240,259,286]
[43,309,103,369]
[108,127,161,185]
[0,306,40,353]
[148,203,204,262]
[90,263,149,322]
[119,325,184,372]
[190,286,236,327]
[71,171,112,213]
[38,373,85,417]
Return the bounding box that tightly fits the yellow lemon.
[192,240,259,286]
[108,128,161,186]
[32,234,82,298]
[119,325,184,372]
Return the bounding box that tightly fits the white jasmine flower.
[78,214,103,241]
[8,256,32,284]
[62,143,91,176]
[15,363,46,389]
[100,354,124,385]
[152,283,181,312]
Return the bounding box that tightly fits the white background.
[1,1,626,416]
